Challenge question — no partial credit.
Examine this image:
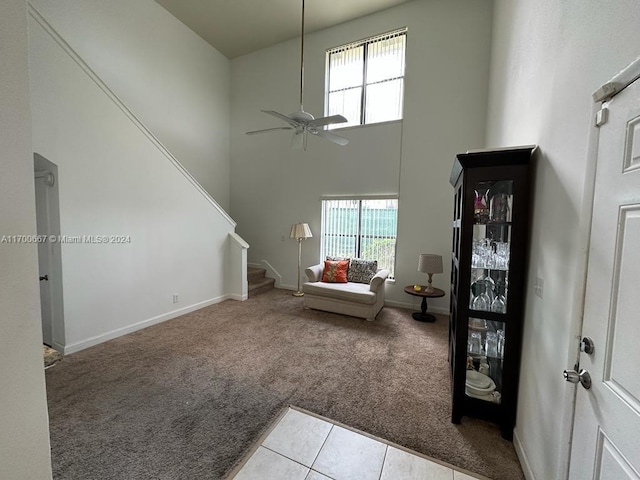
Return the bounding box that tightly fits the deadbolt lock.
[580,337,595,355]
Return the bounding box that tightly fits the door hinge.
[595,106,609,127]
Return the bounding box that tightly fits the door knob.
[563,368,591,390]
[39,274,48,281]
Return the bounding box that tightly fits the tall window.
[326,28,407,129]
[321,198,398,278]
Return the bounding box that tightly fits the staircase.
[248,267,275,297]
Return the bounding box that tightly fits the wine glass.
[491,294,507,313]
[472,291,491,311]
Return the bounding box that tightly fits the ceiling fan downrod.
[299,0,305,111]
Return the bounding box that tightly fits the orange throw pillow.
[321,260,349,283]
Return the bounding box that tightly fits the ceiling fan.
[246,0,349,150]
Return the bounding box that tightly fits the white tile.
[306,470,333,480]
[312,425,387,480]
[380,446,454,480]
[232,446,309,480]
[262,408,333,466]
[454,471,482,480]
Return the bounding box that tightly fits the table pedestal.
[412,296,436,322]
[403,285,445,323]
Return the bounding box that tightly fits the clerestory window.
[325,28,407,129]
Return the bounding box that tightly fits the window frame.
[325,28,407,128]
[320,196,399,279]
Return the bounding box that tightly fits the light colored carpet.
[45,289,524,479]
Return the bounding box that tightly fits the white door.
[568,78,640,478]
[35,172,53,346]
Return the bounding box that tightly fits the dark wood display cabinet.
[448,145,535,440]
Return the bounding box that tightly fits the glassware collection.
[465,180,513,404]
[469,270,508,313]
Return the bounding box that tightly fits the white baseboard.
[513,429,535,480]
[51,341,65,353]
[63,295,230,354]
[228,293,248,301]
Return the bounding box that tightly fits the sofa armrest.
[305,264,324,283]
[369,269,389,292]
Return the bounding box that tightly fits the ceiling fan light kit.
[245,0,349,150]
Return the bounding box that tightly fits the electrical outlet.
[173,294,179,304]
[534,277,543,298]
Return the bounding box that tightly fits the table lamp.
[290,223,312,297]
[418,254,443,293]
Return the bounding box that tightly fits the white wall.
[30,0,231,209]
[486,1,640,479]
[0,0,53,477]
[230,0,493,311]
[28,3,237,352]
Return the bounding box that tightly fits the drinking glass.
[497,329,505,359]
[491,294,507,313]
[472,292,491,311]
[485,331,498,357]
[468,332,482,355]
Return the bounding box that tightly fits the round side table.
[404,285,445,322]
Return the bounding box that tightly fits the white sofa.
[303,263,389,321]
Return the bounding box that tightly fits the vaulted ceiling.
[154,0,414,59]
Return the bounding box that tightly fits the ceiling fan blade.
[314,129,349,146]
[246,126,294,135]
[307,114,348,128]
[262,110,299,127]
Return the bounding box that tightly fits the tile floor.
[228,407,488,480]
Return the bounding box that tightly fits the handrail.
[28,3,236,228]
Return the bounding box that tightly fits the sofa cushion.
[303,281,377,305]
[348,258,378,284]
[321,260,349,283]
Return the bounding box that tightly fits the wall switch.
[173,294,179,303]
[534,277,543,298]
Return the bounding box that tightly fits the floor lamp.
[290,223,312,297]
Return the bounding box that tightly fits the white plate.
[466,370,492,389]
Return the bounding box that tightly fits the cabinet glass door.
[466,180,513,404]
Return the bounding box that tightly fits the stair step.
[247,266,275,297]
[247,267,267,283]
[248,276,275,298]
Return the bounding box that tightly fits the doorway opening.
[34,153,65,352]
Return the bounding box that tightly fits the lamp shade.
[290,223,312,240]
[418,254,443,274]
